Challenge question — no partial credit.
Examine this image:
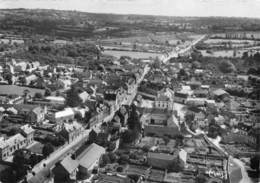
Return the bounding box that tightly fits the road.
[161,35,206,63]
[205,136,253,183]
[103,64,150,122]
[26,128,94,183]
[26,65,150,183]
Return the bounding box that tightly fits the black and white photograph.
[0,0,259,183]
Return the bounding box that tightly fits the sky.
[1,0,260,18]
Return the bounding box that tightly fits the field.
[103,50,162,59]
[102,32,202,58]
[212,32,260,40]
[101,32,202,46]
[204,39,257,44]
[0,85,45,96]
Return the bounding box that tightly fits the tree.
[127,104,141,131]
[207,124,222,139]
[13,149,27,166]
[121,130,136,144]
[107,141,117,152]
[250,156,260,173]
[42,143,54,158]
[178,69,188,80]
[44,88,52,96]
[185,112,195,124]
[99,154,111,167]
[3,70,13,84]
[196,173,207,183]
[152,57,161,69]
[66,85,83,107]
[20,77,27,86]
[191,61,201,69]
[242,51,249,59]
[218,60,236,73]
[118,154,129,164]
[108,152,117,163]
[13,149,30,179]
[34,92,43,99]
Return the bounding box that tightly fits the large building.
[142,109,180,138]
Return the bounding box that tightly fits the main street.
[161,35,207,63]
[26,64,150,183]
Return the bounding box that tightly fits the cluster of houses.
[0,51,259,183]
[0,58,150,182]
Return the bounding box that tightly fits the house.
[186,98,206,107]
[95,174,132,183]
[154,94,174,111]
[14,104,46,123]
[95,132,111,147]
[174,91,189,104]
[76,143,105,176]
[45,96,65,105]
[52,143,105,182]
[212,89,230,101]
[25,74,38,85]
[58,79,72,90]
[143,109,180,138]
[13,61,27,72]
[88,129,98,143]
[193,90,208,98]
[52,155,79,183]
[78,91,90,103]
[187,81,201,90]
[164,172,182,183]
[48,108,75,123]
[0,134,27,160]
[0,95,23,105]
[147,152,176,169]
[59,121,83,143]
[178,149,188,165]
[104,87,126,112]
[20,124,35,146]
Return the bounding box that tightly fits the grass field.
[101,32,202,45]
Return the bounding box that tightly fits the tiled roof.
[212,89,228,96]
[60,155,79,174]
[20,124,35,134]
[148,152,176,161]
[76,143,105,169]
[0,133,25,149]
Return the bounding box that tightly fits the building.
[20,124,35,146]
[47,108,75,123]
[147,152,176,169]
[78,91,90,103]
[45,96,66,105]
[77,143,105,176]
[95,174,132,183]
[59,121,83,143]
[0,134,26,160]
[212,89,230,101]
[52,155,79,183]
[104,87,126,112]
[143,109,180,138]
[14,104,46,124]
[174,91,189,104]
[154,94,174,111]
[52,143,105,183]
[24,74,38,85]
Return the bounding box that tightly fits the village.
[0,7,259,183]
[0,36,259,183]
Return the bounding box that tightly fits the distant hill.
[1,9,260,39]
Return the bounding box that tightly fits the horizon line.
[2,8,260,20]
